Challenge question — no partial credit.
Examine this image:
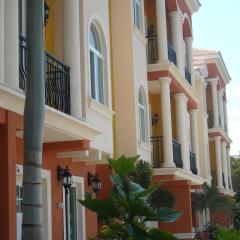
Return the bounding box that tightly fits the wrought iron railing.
[185,67,191,85]
[207,111,214,128]
[146,26,158,64]
[151,136,163,168]
[19,35,71,114]
[222,172,226,188]
[167,42,177,66]
[172,139,183,168]
[190,151,198,175]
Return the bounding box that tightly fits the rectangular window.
[133,0,143,31]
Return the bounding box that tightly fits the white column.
[223,99,229,133]
[184,37,194,88]
[169,11,184,74]
[159,77,175,167]
[0,0,4,84]
[63,0,82,119]
[174,93,190,170]
[217,89,225,129]
[221,141,229,189]
[189,109,200,175]
[209,79,220,128]
[156,0,168,62]
[4,0,19,89]
[215,136,224,189]
[226,147,232,189]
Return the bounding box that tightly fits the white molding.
[138,140,152,152]
[0,84,102,142]
[173,232,195,239]
[132,25,147,46]
[16,164,52,240]
[153,167,206,185]
[184,0,201,14]
[88,98,115,120]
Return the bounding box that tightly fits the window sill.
[138,140,152,152]
[133,25,147,46]
[88,98,115,120]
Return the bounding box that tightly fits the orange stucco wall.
[0,108,98,240]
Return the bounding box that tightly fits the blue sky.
[192,0,240,155]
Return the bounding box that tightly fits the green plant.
[212,226,240,240]
[80,156,181,240]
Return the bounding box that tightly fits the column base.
[161,162,176,168]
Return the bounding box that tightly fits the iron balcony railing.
[222,172,226,188]
[184,67,191,85]
[190,151,198,175]
[150,137,183,169]
[172,139,183,168]
[151,136,163,168]
[19,35,71,115]
[146,26,177,66]
[207,111,214,128]
[167,42,177,66]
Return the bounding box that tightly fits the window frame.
[138,88,149,143]
[89,23,106,105]
[133,0,143,32]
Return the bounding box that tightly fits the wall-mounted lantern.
[88,172,102,196]
[57,166,73,193]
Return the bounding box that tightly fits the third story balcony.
[19,35,71,115]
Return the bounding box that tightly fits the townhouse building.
[0,0,233,240]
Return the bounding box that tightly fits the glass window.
[133,0,143,31]
[138,88,149,143]
[89,24,105,105]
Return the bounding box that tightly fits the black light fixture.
[44,1,50,26]
[88,172,102,196]
[152,113,159,126]
[57,166,73,193]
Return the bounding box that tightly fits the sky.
[192,0,240,155]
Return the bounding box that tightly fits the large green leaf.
[145,208,181,222]
[108,155,139,177]
[79,198,120,219]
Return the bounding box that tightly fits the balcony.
[146,26,177,66]
[172,139,183,168]
[184,67,191,85]
[190,151,197,175]
[167,42,177,66]
[151,136,183,168]
[19,35,71,115]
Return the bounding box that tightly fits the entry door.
[64,178,86,240]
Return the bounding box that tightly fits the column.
[0,0,4,84]
[226,147,232,189]
[223,99,229,133]
[174,93,190,170]
[214,136,224,189]
[184,37,194,88]
[189,109,200,174]
[221,141,229,189]
[4,0,19,89]
[217,89,225,129]
[169,11,184,74]
[156,0,168,62]
[63,0,82,119]
[159,77,175,167]
[209,79,220,128]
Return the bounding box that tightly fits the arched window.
[138,88,148,143]
[89,23,105,104]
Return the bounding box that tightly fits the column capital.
[158,77,172,85]
[173,93,188,103]
[221,140,227,147]
[184,36,193,42]
[189,109,198,114]
[208,77,218,86]
[214,136,222,141]
[169,10,181,19]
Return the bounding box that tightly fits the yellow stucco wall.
[45,0,55,54]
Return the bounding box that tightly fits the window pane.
[90,51,96,99]
[98,58,104,104]
[134,0,142,30]
[140,108,146,141]
[70,187,77,240]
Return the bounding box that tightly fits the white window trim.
[63,176,86,240]
[89,24,106,105]
[16,164,52,240]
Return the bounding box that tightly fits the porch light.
[152,113,159,126]
[44,1,50,26]
[88,172,102,196]
[57,166,73,193]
